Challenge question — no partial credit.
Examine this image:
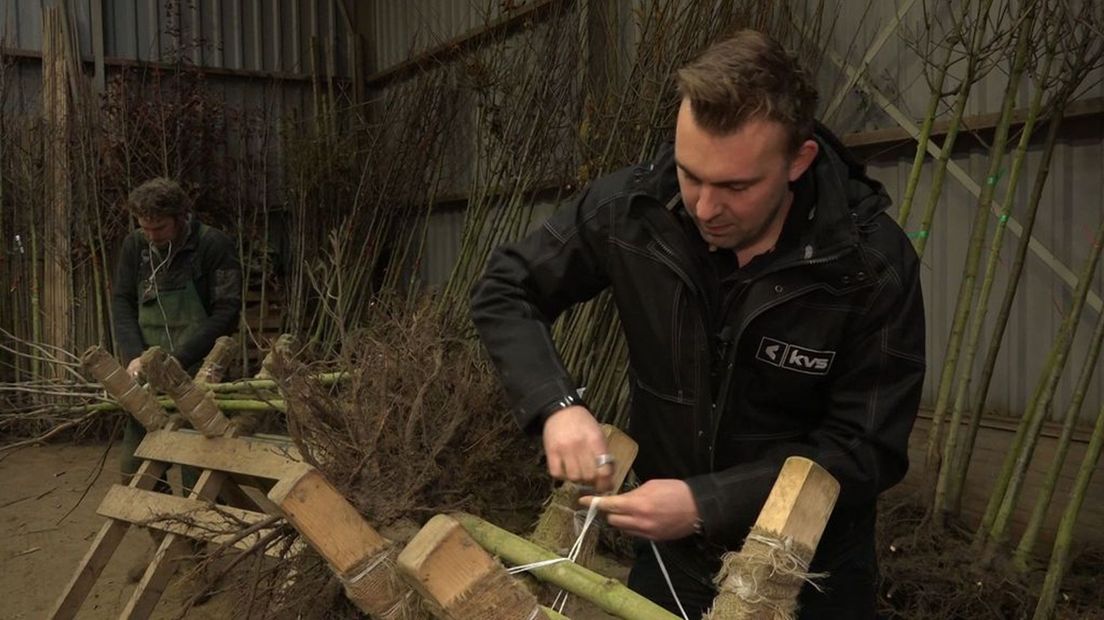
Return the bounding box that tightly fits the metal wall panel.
[366,0,508,73]
[2,0,1100,422]
[2,1,349,75]
[419,199,560,290]
[826,0,1104,423]
[398,0,1104,424]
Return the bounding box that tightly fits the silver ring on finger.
[595,453,615,468]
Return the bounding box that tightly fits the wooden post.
[81,346,168,431]
[141,347,231,436]
[257,333,298,379]
[398,514,551,620]
[705,456,841,620]
[193,336,237,386]
[268,467,414,616]
[48,456,173,620]
[41,7,73,379]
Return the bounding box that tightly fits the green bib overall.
[121,275,209,492]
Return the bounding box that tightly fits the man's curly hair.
[126,178,191,219]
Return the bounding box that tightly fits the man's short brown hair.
[126,178,190,219]
[676,30,818,151]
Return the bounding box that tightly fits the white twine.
[650,541,690,620]
[741,532,827,593]
[339,547,393,586]
[507,496,604,613]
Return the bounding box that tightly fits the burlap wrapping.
[340,545,427,619]
[81,346,167,431]
[194,336,236,385]
[529,487,599,607]
[417,564,546,620]
[704,527,825,620]
[174,382,230,436]
[142,348,230,436]
[193,361,224,386]
[530,485,582,554]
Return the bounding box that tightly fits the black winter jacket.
[471,130,925,585]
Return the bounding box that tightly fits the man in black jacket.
[471,30,925,618]
[111,178,241,487]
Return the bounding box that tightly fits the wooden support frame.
[53,347,308,620]
[49,425,316,619]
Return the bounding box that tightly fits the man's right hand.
[126,358,143,379]
[542,405,613,492]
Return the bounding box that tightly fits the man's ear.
[788,139,819,182]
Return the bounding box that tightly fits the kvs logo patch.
[756,337,835,375]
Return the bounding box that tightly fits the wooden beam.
[753,457,840,551]
[842,96,1104,150]
[397,514,551,620]
[122,468,228,619]
[0,47,333,83]
[134,430,305,480]
[193,336,237,386]
[266,467,385,574]
[267,467,412,615]
[81,346,168,431]
[96,485,291,557]
[365,0,569,87]
[48,457,171,620]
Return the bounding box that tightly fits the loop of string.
[507,497,692,619]
[507,496,603,613]
[742,532,827,592]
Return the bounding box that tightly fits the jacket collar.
[635,125,890,265]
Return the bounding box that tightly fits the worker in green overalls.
[111,178,242,492]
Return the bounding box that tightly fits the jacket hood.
[634,123,892,261]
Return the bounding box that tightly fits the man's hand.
[581,479,700,541]
[126,358,143,379]
[542,405,613,492]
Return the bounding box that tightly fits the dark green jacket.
[111,217,241,368]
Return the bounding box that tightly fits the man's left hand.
[581,479,700,541]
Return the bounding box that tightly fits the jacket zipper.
[708,247,857,470]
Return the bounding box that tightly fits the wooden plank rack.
[56,344,842,619]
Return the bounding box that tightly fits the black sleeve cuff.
[533,391,587,429]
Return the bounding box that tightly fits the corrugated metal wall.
[371,0,1104,423]
[366,0,509,72]
[3,0,350,75]
[821,0,1104,422]
[1,0,354,121]
[0,0,356,226]
[2,1,1101,421]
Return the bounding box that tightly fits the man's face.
[137,214,183,249]
[674,99,817,252]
